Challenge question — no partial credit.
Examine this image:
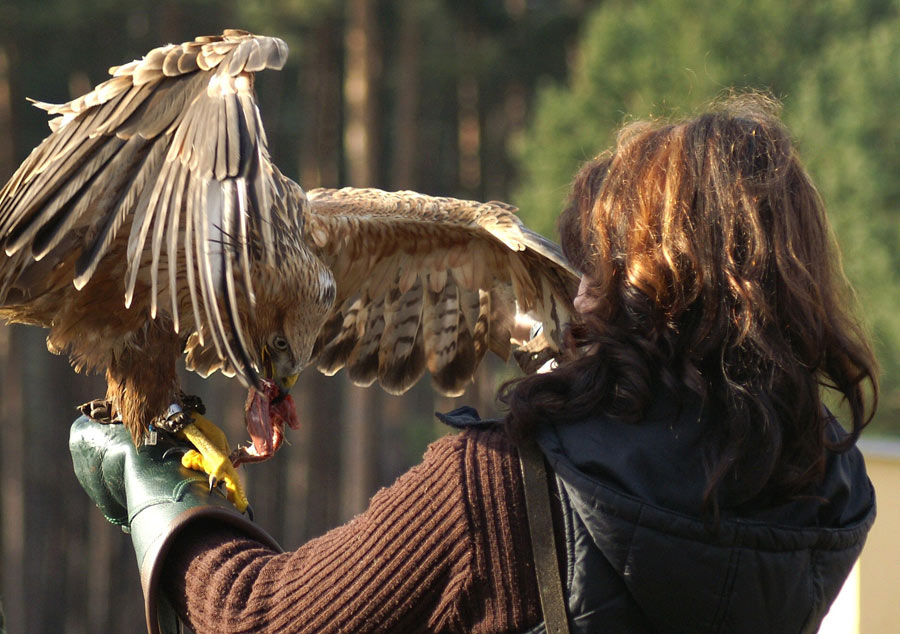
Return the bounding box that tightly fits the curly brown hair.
[502,94,878,512]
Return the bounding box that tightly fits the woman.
[71,94,877,633]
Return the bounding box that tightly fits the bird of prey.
[0,30,578,510]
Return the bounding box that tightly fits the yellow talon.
[178,413,249,513]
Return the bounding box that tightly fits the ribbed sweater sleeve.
[162,428,541,633]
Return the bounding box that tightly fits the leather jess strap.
[518,441,571,634]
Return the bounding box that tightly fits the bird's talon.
[162,445,190,460]
[78,399,119,423]
[178,418,250,514]
[180,393,206,416]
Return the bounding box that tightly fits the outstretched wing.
[0,30,294,387]
[305,187,579,397]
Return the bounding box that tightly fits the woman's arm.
[163,429,541,633]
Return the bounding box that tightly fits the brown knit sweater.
[163,428,542,633]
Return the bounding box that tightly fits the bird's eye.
[272,335,289,351]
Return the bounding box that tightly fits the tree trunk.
[300,19,343,188]
[344,0,382,187]
[0,48,14,180]
[0,44,22,631]
[391,0,422,190]
[0,327,25,633]
[340,384,381,521]
[457,73,482,197]
[340,0,384,518]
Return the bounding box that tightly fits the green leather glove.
[69,416,281,634]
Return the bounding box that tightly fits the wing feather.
[314,297,364,376]
[125,150,174,307]
[165,163,190,333]
[378,277,426,394]
[0,31,294,387]
[219,181,258,387]
[28,137,127,259]
[1,132,112,247]
[182,177,203,344]
[306,187,580,396]
[422,281,476,396]
[234,178,255,305]
[346,294,385,387]
[74,135,161,289]
[147,159,177,318]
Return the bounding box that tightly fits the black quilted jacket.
[526,397,875,634]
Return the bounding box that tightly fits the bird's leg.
[101,322,250,513]
[155,400,250,514]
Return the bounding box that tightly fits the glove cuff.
[122,444,281,634]
[136,503,282,634]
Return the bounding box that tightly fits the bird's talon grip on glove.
[177,414,250,513]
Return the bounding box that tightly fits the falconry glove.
[69,416,281,634]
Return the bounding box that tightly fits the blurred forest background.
[0,0,898,631]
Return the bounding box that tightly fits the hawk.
[0,31,578,510]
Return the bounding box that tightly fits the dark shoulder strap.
[519,440,572,634]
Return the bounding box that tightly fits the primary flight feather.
[0,31,578,503]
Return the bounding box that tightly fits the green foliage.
[515,0,900,432]
[789,13,900,428]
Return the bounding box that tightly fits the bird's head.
[259,331,303,393]
[250,251,336,395]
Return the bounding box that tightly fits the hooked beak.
[269,373,298,404]
[260,346,298,394]
[277,372,299,392]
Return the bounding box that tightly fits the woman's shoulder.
[378,408,521,514]
[424,418,519,480]
[431,406,518,458]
